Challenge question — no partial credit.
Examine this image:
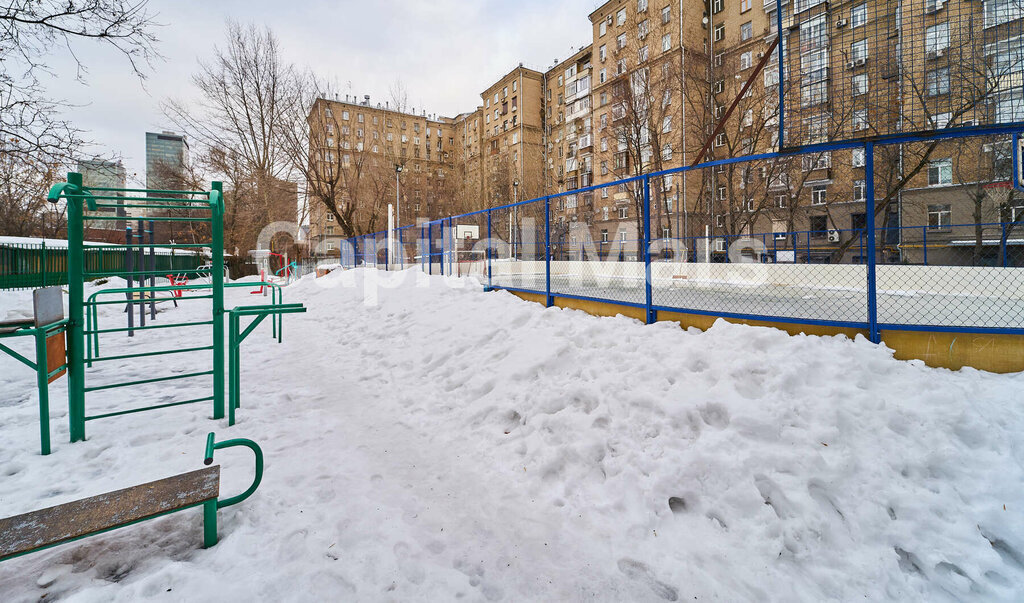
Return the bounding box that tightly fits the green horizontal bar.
[86,268,212,278]
[68,194,211,203]
[231,307,306,317]
[85,396,216,421]
[87,295,212,307]
[95,203,212,211]
[85,370,214,393]
[84,216,212,223]
[46,365,68,379]
[86,320,214,335]
[88,345,213,363]
[86,186,210,196]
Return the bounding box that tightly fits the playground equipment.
[0,432,264,560]
[0,287,68,455]
[42,173,303,449]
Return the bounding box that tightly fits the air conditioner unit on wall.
[836,18,848,28]
[846,57,867,69]
[828,230,841,242]
[926,48,945,60]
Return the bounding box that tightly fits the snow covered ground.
[1,268,1024,601]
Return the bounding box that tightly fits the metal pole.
[865,143,880,344]
[923,226,928,266]
[126,225,134,337]
[487,210,493,290]
[67,172,86,443]
[149,220,156,320]
[544,196,552,307]
[211,181,226,420]
[643,176,654,324]
[35,328,51,455]
[137,220,145,329]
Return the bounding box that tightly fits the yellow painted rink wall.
[502,290,1024,374]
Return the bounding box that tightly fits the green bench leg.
[203,499,218,548]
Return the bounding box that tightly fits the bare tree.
[163,20,298,251]
[1,1,159,164]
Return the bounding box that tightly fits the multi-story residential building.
[306,96,457,255]
[307,0,1022,265]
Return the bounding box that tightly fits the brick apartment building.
[309,0,1023,265]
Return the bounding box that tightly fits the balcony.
[578,133,594,149]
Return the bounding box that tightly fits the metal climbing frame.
[48,174,228,442]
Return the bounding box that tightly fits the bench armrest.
[204,432,264,509]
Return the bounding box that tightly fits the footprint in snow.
[617,558,679,601]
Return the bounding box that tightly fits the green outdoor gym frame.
[48,174,228,442]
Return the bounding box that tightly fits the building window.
[617,33,627,49]
[599,45,607,61]
[326,212,334,221]
[739,51,753,70]
[928,158,953,186]
[852,109,869,131]
[617,8,627,25]
[741,22,752,42]
[926,67,949,96]
[853,180,866,201]
[600,20,607,36]
[638,19,650,39]
[601,229,609,243]
[638,0,648,11]
[342,111,349,120]
[851,39,868,62]
[928,204,952,230]
[925,22,949,55]
[811,185,827,205]
[639,45,649,62]
[851,3,867,27]
[714,24,724,42]
[662,6,670,24]
[985,0,1024,28]
[775,194,788,208]
[662,33,671,52]
[662,144,672,160]
[662,115,672,133]
[619,207,628,219]
[809,215,828,236]
[851,147,866,167]
[741,0,751,12]
[852,73,868,96]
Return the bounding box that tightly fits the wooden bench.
[0,433,263,562]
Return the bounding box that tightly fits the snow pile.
[1,268,1023,601]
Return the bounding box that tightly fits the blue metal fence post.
[922,226,928,266]
[399,228,404,269]
[449,217,454,276]
[1002,223,1009,268]
[865,142,880,344]
[544,196,553,307]
[486,210,493,291]
[428,223,433,275]
[642,176,654,325]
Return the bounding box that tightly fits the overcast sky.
[43,0,599,186]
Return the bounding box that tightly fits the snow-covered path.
[2,268,1024,601]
